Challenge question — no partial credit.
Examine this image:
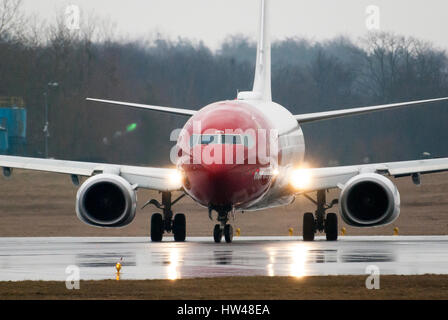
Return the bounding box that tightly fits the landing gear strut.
[211,209,234,243]
[143,192,186,242]
[302,190,338,241]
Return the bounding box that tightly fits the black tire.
[213,224,222,243]
[224,224,233,243]
[325,212,338,241]
[303,212,315,241]
[151,213,163,242]
[173,213,186,242]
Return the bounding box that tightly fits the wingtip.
[86,98,104,103]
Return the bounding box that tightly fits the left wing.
[289,157,448,193]
[0,155,182,192]
[294,97,448,124]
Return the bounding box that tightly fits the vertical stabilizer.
[253,0,271,101]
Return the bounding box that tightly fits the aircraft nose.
[182,161,272,208]
[201,162,234,175]
[189,163,239,206]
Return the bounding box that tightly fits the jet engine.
[339,173,400,227]
[76,174,137,227]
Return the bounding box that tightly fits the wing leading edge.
[294,97,448,124]
[0,155,182,192]
[291,157,448,193]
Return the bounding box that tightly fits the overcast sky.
[22,0,448,50]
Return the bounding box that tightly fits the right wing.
[289,157,448,193]
[294,97,448,124]
[86,98,197,117]
[0,155,182,192]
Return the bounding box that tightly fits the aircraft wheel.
[151,213,163,242]
[325,213,338,241]
[303,212,315,241]
[213,224,223,243]
[224,224,233,243]
[173,213,186,242]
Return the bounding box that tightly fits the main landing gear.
[143,192,186,242]
[302,190,339,241]
[211,209,233,243]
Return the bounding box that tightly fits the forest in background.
[1,0,448,167]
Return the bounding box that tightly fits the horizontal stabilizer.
[86,98,196,117]
[294,97,448,124]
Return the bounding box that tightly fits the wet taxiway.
[0,236,447,281]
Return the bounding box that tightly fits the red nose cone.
[183,162,271,207]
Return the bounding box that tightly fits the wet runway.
[0,236,447,281]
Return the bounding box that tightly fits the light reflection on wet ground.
[0,236,446,280]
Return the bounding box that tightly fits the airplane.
[1,0,448,243]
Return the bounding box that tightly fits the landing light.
[169,169,184,186]
[290,168,312,190]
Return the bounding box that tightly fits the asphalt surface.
[0,236,447,281]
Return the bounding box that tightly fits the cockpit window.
[190,133,252,147]
[242,135,254,148]
[201,134,218,145]
[222,134,242,145]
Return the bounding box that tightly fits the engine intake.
[339,173,400,227]
[76,174,137,227]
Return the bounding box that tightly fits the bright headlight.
[169,169,184,185]
[290,168,312,190]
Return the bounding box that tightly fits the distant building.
[0,97,27,155]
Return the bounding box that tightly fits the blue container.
[0,129,9,151]
[0,107,26,154]
[0,107,26,138]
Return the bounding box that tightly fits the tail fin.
[253,0,271,101]
[237,0,271,102]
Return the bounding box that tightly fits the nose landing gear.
[302,190,339,241]
[211,208,234,243]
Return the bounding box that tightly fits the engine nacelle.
[339,173,400,227]
[76,174,137,227]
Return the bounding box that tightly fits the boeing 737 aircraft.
[1,0,448,243]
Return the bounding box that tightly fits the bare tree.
[0,0,24,39]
